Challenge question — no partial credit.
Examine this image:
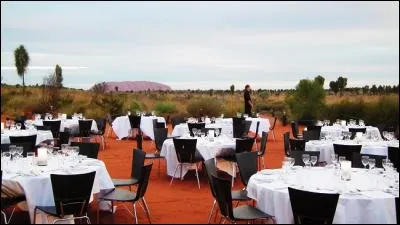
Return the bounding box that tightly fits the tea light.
[341,120,347,127]
[304,127,308,131]
[1,122,4,131]
[62,114,67,119]
[341,160,352,180]
[356,132,363,139]
[208,130,215,138]
[37,147,48,166]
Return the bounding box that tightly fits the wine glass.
[339,156,346,166]
[331,153,338,166]
[361,156,369,169]
[382,159,391,171]
[192,128,198,137]
[302,154,310,167]
[368,158,376,171]
[310,156,318,167]
[1,151,12,168]
[215,128,220,137]
[16,123,22,130]
[6,119,11,129]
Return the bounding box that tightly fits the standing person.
[244,84,253,116]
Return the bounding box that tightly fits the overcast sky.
[1,1,399,90]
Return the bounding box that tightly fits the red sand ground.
[4,115,293,224]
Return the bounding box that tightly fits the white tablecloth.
[33,119,99,135]
[321,125,382,140]
[112,116,166,140]
[305,140,400,164]
[171,118,270,137]
[1,130,53,146]
[247,168,398,224]
[160,135,236,178]
[1,157,114,223]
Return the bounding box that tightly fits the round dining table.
[247,167,398,224]
[1,129,53,146]
[111,115,166,140]
[32,118,99,135]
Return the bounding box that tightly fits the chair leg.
[141,198,152,224]
[262,158,265,169]
[231,162,236,187]
[158,158,161,177]
[170,164,179,185]
[1,211,7,225]
[101,136,105,150]
[133,203,138,224]
[272,130,276,141]
[195,163,201,189]
[180,163,183,180]
[208,200,216,224]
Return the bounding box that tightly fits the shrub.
[154,102,177,115]
[126,100,142,113]
[186,97,224,117]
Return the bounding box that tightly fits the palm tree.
[14,45,30,94]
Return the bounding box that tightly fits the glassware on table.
[6,119,12,129]
[15,123,22,130]
[361,155,369,169]
[382,159,391,171]
[302,154,310,167]
[26,152,35,165]
[331,153,338,165]
[1,151,12,167]
[220,114,224,118]
[215,128,220,137]
[310,156,318,167]
[368,158,376,170]
[339,156,346,166]
[192,128,198,137]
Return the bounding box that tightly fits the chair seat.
[36,206,58,217]
[232,189,251,201]
[145,153,163,159]
[112,178,139,187]
[99,188,137,202]
[233,205,273,220]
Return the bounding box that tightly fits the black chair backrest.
[128,115,141,129]
[288,187,339,224]
[201,128,222,137]
[211,174,234,221]
[173,138,197,163]
[95,118,107,134]
[388,146,399,172]
[289,138,306,151]
[171,117,185,129]
[232,117,245,138]
[70,142,100,159]
[270,117,278,130]
[290,151,320,167]
[236,151,258,186]
[152,119,166,129]
[351,153,385,168]
[9,135,37,157]
[50,171,96,217]
[235,138,254,154]
[204,159,217,198]
[135,163,153,201]
[59,130,70,146]
[333,144,362,162]
[66,114,72,119]
[35,125,51,131]
[14,116,27,129]
[154,128,168,151]
[291,121,300,138]
[303,125,321,141]
[187,123,206,137]
[258,131,268,157]
[349,128,367,140]
[131,148,146,180]
[43,120,61,138]
[243,120,252,137]
[283,132,291,156]
[78,120,93,137]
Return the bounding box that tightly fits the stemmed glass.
[9,145,17,159]
[331,154,338,166]
[192,128,198,137]
[1,152,12,168]
[382,159,391,171]
[339,156,346,167]
[368,158,376,171]
[215,128,220,137]
[361,156,369,169]
[16,123,22,130]
[310,156,318,167]
[302,154,310,167]
[16,146,24,158]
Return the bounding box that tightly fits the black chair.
[128,115,142,140]
[333,144,362,162]
[14,116,27,130]
[56,130,71,148]
[35,125,51,131]
[145,128,167,176]
[105,114,115,138]
[9,135,37,157]
[152,119,166,129]
[211,175,273,224]
[201,128,222,137]
[349,128,367,140]
[91,118,107,150]
[204,159,252,224]
[171,116,185,129]
[289,138,306,151]
[187,123,206,137]
[171,138,202,189]
[242,120,252,138]
[307,125,322,137]
[33,171,96,224]
[232,117,245,139]
[42,120,61,139]
[290,151,320,167]
[78,120,93,141]
[291,121,302,139]
[269,117,278,141]
[112,149,146,191]
[283,132,291,157]
[303,128,321,142]
[1,170,26,224]
[388,146,399,172]
[352,153,385,169]
[236,151,258,186]
[70,142,100,159]
[97,163,153,224]
[257,131,268,169]
[288,187,339,224]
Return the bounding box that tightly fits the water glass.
[16,123,22,130]
[310,156,318,167]
[339,156,346,166]
[26,152,35,165]
[302,154,310,167]
[215,129,220,137]
[331,154,338,165]
[368,158,376,170]
[361,156,369,169]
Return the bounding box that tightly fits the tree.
[14,45,30,94]
[230,84,235,95]
[362,85,369,95]
[329,81,339,95]
[55,64,63,88]
[377,85,384,95]
[371,85,378,95]
[314,75,325,87]
[336,76,347,95]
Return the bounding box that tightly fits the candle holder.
[37,147,48,166]
[340,160,352,181]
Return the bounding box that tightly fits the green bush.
[186,97,224,117]
[126,100,142,113]
[154,102,177,115]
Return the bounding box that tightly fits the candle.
[1,122,4,131]
[356,132,363,139]
[341,120,347,127]
[62,114,67,119]
[341,160,352,181]
[37,147,48,166]
[304,127,308,131]
[208,130,215,138]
